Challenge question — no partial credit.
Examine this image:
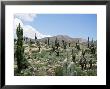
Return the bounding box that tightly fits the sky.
[14,14,97,40]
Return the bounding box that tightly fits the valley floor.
[14,41,97,76]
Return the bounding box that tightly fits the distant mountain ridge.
[39,35,87,43]
[23,35,87,43]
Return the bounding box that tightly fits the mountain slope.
[39,35,87,43]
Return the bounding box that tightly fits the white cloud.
[23,25,51,39]
[14,18,51,39]
[15,13,37,22]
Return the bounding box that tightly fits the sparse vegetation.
[14,23,97,76]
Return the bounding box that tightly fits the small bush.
[54,66,63,76]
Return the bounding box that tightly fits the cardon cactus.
[69,42,71,47]
[76,43,80,50]
[16,23,29,73]
[47,37,50,46]
[71,49,76,63]
[35,33,37,42]
[63,42,67,49]
[88,37,89,48]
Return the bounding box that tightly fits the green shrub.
[55,66,63,76]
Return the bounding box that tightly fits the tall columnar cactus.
[79,58,84,70]
[16,23,28,73]
[82,50,85,57]
[57,42,60,49]
[56,49,59,56]
[69,42,71,47]
[64,42,67,49]
[76,43,77,48]
[23,36,25,42]
[47,37,50,46]
[91,45,95,54]
[92,38,94,44]
[52,44,55,52]
[72,49,74,55]
[38,43,41,52]
[72,54,76,63]
[55,37,58,46]
[76,42,80,50]
[45,39,47,44]
[83,57,87,69]
[55,37,60,49]
[14,39,17,45]
[62,40,67,49]
[29,39,32,46]
[35,33,37,42]
[90,38,96,54]
[62,40,64,46]
[25,37,28,44]
[91,38,94,46]
[71,49,76,62]
[88,37,89,48]
[89,59,93,69]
